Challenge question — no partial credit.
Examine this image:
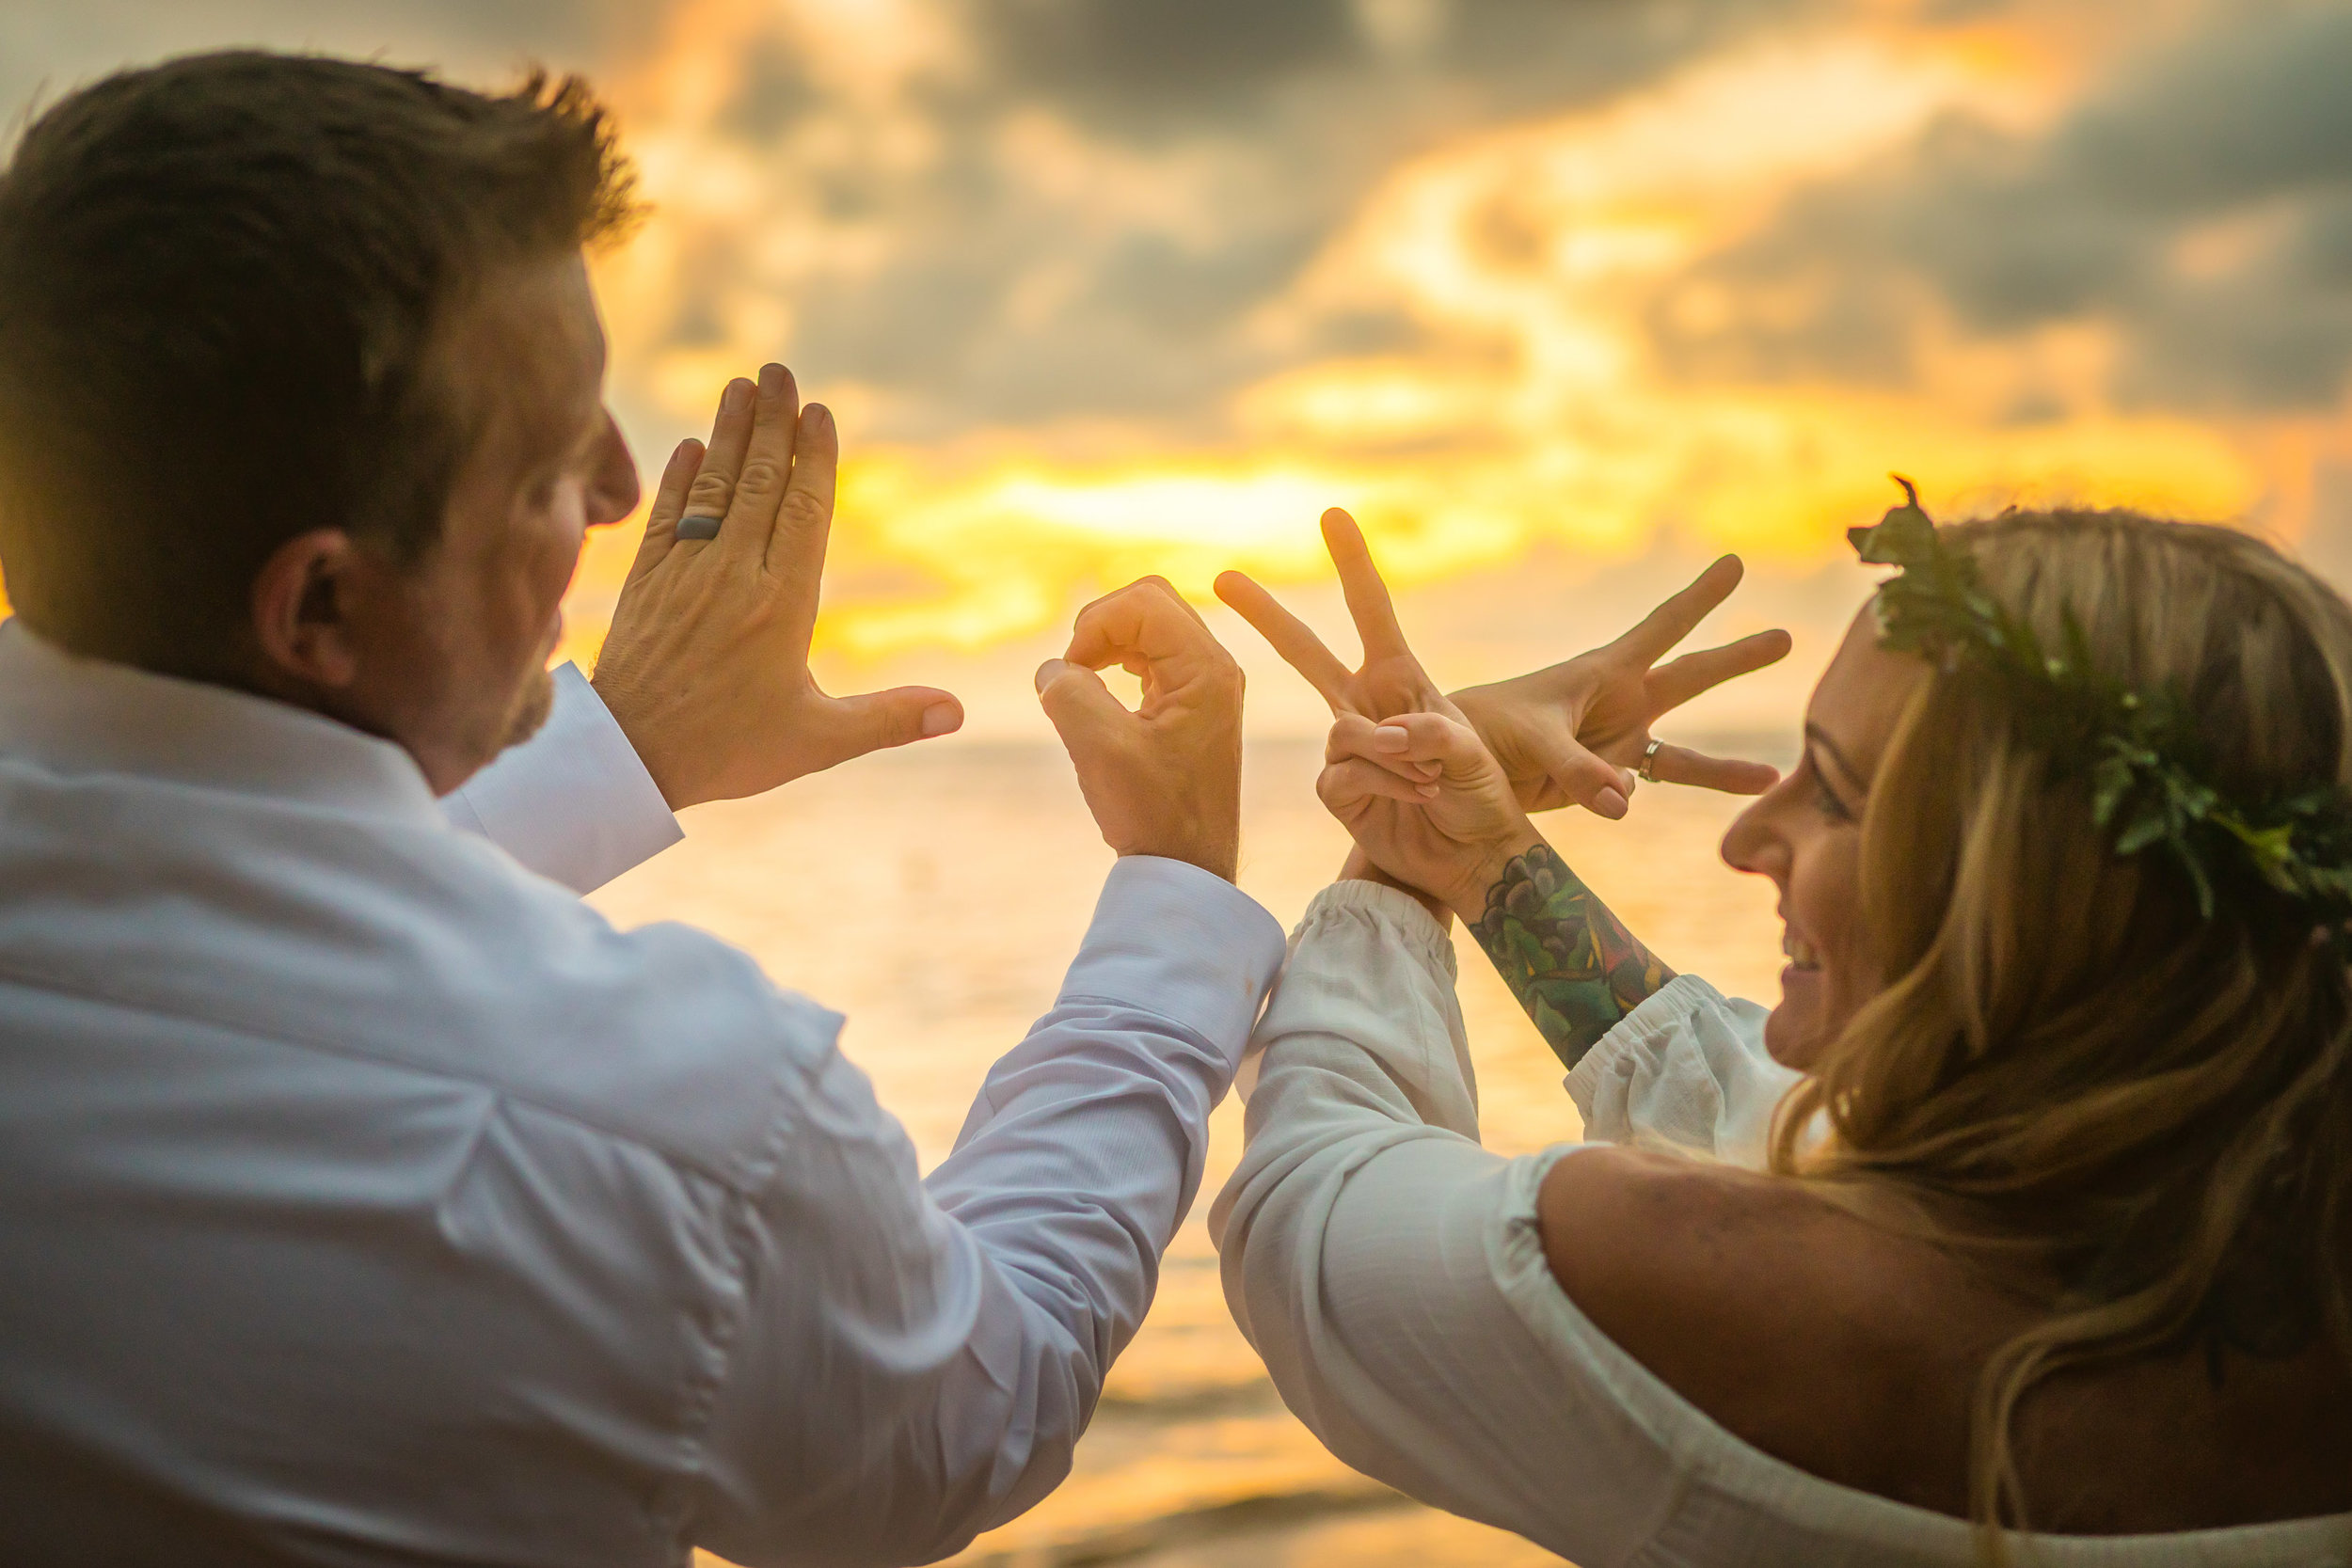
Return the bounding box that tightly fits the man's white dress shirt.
[0,622,1286,1568]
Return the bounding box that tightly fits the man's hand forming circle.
[1035,577,1246,882]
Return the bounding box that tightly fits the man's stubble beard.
[499,664,558,752]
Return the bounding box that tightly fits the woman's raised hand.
[1452,557,1791,815]
[1318,710,1540,918]
[1218,513,1790,820]
[1215,507,1462,734]
[1216,507,1538,908]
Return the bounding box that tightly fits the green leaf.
[2116,812,2169,857]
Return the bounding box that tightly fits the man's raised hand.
[1037,578,1245,882]
[591,364,963,810]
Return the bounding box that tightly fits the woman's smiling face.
[1720,609,1929,1069]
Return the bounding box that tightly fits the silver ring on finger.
[676,513,724,541]
[1638,736,1664,784]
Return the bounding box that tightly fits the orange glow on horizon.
[3,0,2341,703]
[562,5,2309,677]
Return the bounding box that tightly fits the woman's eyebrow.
[1804,722,1867,796]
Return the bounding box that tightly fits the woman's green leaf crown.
[1849,478,2352,931]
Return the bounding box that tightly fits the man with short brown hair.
[0,54,1281,1567]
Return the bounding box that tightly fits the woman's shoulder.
[1534,1148,1980,1451]
[1534,1151,2006,1516]
[1534,1148,2352,1531]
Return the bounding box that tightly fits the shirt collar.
[0,618,444,825]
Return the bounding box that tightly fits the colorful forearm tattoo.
[1470,843,1672,1071]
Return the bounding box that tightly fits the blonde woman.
[1211,495,2352,1563]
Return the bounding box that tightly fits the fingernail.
[803,403,831,435]
[920,702,961,737]
[1417,783,1440,798]
[1597,787,1629,818]
[721,378,751,414]
[1374,724,1409,752]
[758,362,787,397]
[1034,659,1065,694]
[1415,761,1442,779]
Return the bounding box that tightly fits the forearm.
[908,858,1281,1533]
[694,859,1282,1566]
[1215,879,1480,1353]
[1459,838,1672,1072]
[1209,881,1675,1560]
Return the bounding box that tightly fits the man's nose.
[585,412,640,528]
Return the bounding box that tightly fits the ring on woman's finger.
[1638,736,1664,783]
[676,513,723,541]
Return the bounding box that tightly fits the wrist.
[1119,811,1240,883]
[1443,827,1548,927]
[589,669,687,810]
[1339,846,1452,927]
[1123,847,1239,884]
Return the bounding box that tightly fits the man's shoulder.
[293,827,854,1191]
[419,889,849,1191]
[0,771,844,1193]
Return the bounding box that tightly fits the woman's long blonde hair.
[1769,508,2352,1546]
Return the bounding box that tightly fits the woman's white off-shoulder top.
[1208,879,2352,1567]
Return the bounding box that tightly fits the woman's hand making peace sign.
[1217,508,1790,822]
[1215,507,1791,911]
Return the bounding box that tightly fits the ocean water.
[587,738,1788,1568]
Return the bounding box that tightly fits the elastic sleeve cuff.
[1560,973,1732,1115]
[1058,856,1288,1062]
[441,663,684,895]
[1295,878,1458,979]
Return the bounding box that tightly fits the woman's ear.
[248,528,366,689]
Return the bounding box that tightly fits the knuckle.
[734,456,787,498]
[776,487,830,530]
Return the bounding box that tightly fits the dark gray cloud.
[1431,0,1836,114]
[965,0,1831,136]
[0,0,653,147]
[1649,2,2352,412]
[710,0,1831,437]
[978,0,1361,131]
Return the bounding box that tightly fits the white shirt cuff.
[442,662,683,895]
[1060,856,1288,1061]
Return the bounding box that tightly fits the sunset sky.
[8,0,2352,736]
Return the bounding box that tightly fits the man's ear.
[249,528,367,690]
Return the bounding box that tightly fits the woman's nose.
[1720,781,1791,881]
